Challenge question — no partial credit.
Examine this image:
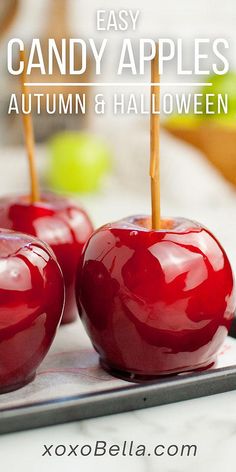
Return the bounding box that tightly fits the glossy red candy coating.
[0,229,64,393]
[0,193,93,324]
[76,216,235,380]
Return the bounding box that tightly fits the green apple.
[165,113,201,129]
[200,72,236,120]
[47,132,112,193]
[166,73,236,128]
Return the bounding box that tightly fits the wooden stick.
[150,44,161,230]
[20,50,40,203]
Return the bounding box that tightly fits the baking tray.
[0,317,236,435]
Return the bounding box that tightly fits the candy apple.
[76,216,235,380]
[7,52,93,325]
[0,229,64,393]
[0,193,93,324]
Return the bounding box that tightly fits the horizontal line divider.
[23,82,213,87]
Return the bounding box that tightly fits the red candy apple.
[0,229,64,393]
[0,193,93,324]
[3,51,93,324]
[76,216,235,380]
[75,48,236,381]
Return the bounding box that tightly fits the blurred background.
[0,0,235,266]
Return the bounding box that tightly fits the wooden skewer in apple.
[150,44,161,230]
[19,50,40,203]
[0,51,93,324]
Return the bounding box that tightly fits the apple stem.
[150,44,161,230]
[20,50,40,203]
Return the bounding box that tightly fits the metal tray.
[1,318,236,435]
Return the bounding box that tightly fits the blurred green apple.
[165,113,201,128]
[165,72,236,129]
[200,72,236,120]
[47,132,112,193]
